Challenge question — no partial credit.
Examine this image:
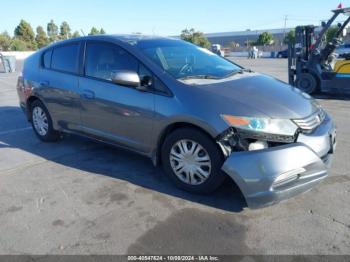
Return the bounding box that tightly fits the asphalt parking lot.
[0,58,349,255]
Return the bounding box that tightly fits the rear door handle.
[81,89,95,99]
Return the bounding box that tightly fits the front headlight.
[221,115,298,137]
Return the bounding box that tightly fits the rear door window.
[51,43,79,74]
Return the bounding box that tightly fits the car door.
[79,40,155,153]
[40,42,82,132]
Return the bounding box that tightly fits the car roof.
[44,34,182,50]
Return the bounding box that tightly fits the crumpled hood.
[187,73,318,119]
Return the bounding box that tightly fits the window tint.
[140,41,241,79]
[154,77,168,94]
[51,43,79,73]
[138,63,168,94]
[42,49,52,68]
[139,63,152,80]
[85,42,138,81]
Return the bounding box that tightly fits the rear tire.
[31,100,61,142]
[296,73,318,94]
[161,128,226,194]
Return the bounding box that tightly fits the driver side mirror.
[111,70,140,88]
[140,75,153,87]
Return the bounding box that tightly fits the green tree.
[89,27,100,35]
[100,28,106,34]
[0,31,12,51]
[9,38,29,51]
[14,19,36,49]
[180,28,211,49]
[256,32,274,46]
[47,20,59,42]
[326,26,339,42]
[284,30,295,44]
[60,21,71,39]
[72,31,81,38]
[35,26,49,48]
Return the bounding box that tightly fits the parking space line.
[0,127,31,136]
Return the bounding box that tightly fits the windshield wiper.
[178,69,253,81]
[178,75,221,80]
[223,68,253,78]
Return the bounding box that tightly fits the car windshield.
[138,40,241,80]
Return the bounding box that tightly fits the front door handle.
[81,89,95,99]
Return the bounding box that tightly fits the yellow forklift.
[288,7,350,94]
[335,53,350,73]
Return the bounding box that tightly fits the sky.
[1,0,348,36]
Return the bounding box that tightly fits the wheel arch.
[301,68,320,81]
[154,121,222,166]
[26,95,42,121]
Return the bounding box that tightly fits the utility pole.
[283,15,288,46]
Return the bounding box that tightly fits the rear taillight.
[17,74,24,90]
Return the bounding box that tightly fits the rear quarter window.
[42,49,52,68]
[51,43,79,74]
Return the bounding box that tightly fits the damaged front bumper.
[221,115,336,209]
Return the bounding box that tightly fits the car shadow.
[0,106,247,213]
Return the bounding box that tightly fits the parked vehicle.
[277,49,288,58]
[288,7,350,94]
[211,44,225,57]
[335,44,350,58]
[17,35,336,208]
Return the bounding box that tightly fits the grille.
[293,108,326,133]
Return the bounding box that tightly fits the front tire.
[296,73,318,94]
[161,128,226,194]
[31,100,61,142]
